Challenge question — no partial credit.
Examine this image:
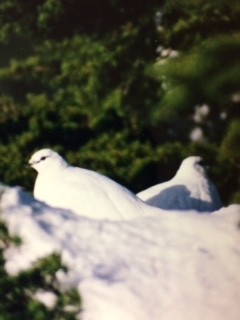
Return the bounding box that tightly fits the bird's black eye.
[198,158,209,169]
[198,159,205,166]
[40,156,47,161]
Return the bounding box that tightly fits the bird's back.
[137,174,222,212]
[34,165,146,220]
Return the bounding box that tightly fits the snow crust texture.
[1,185,240,320]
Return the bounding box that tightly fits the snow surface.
[1,185,240,320]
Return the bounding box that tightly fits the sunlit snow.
[1,185,240,320]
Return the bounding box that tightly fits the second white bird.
[137,156,222,212]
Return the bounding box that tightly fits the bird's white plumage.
[29,149,155,220]
[137,156,222,212]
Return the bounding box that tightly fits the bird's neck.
[175,167,205,181]
[40,161,69,176]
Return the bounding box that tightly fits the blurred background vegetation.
[0,0,240,204]
[1,1,240,318]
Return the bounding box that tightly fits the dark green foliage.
[154,34,240,142]
[161,0,240,49]
[219,120,240,202]
[220,120,240,166]
[0,220,81,320]
[0,0,161,42]
[0,0,240,203]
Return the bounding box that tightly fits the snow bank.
[0,185,240,320]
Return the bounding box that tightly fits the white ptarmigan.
[29,148,160,220]
[137,156,222,212]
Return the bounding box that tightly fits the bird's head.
[176,156,208,178]
[28,148,68,173]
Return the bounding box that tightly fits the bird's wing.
[138,175,222,212]
[59,167,145,219]
[137,181,170,202]
[142,183,198,211]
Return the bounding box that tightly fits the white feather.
[29,149,160,220]
[137,156,222,212]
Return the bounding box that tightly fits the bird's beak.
[28,160,34,167]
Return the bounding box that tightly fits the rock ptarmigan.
[29,148,161,220]
[137,156,222,212]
